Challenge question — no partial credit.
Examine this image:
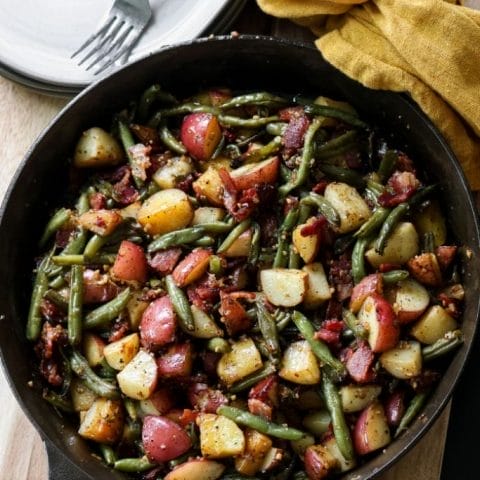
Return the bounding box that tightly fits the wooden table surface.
[1,1,477,478]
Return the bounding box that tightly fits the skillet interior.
[0,36,479,480]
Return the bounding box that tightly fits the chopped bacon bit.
[89,192,107,210]
[187,274,220,313]
[248,374,279,421]
[378,171,420,207]
[148,248,183,276]
[188,382,228,413]
[130,124,161,147]
[112,167,139,206]
[325,299,343,322]
[315,328,341,345]
[176,173,195,193]
[329,255,353,302]
[108,318,130,343]
[248,398,273,420]
[435,245,457,270]
[437,293,462,318]
[312,180,328,194]
[128,144,152,182]
[396,152,416,173]
[40,299,65,322]
[218,291,253,336]
[282,112,310,156]
[345,341,376,383]
[83,269,119,304]
[300,216,327,237]
[378,263,402,273]
[55,227,74,249]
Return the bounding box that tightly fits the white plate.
[0,0,240,91]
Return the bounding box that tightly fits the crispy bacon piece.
[108,318,130,343]
[188,382,228,413]
[89,192,107,210]
[314,319,344,347]
[128,144,152,182]
[34,322,68,387]
[329,255,353,302]
[282,110,310,156]
[218,291,255,336]
[345,341,376,383]
[248,375,279,420]
[148,248,183,276]
[435,245,457,271]
[83,269,119,304]
[130,124,161,148]
[378,171,420,207]
[40,299,65,322]
[300,216,327,238]
[112,166,139,206]
[396,152,416,173]
[312,180,328,195]
[187,273,220,313]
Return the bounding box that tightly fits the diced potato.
[339,385,382,413]
[410,305,458,344]
[191,305,224,338]
[138,189,194,235]
[222,229,252,257]
[292,217,321,263]
[172,248,212,287]
[303,262,332,310]
[324,182,372,234]
[235,429,273,476]
[323,437,356,472]
[380,341,422,379]
[120,201,141,220]
[260,447,284,472]
[197,413,245,458]
[103,333,140,370]
[192,207,226,225]
[74,127,123,168]
[413,200,446,248]
[126,291,149,330]
[82,333,105,367]
[407,253,442,287]
[230,156,279,190]
[117,349,158,399]
[365,222,419,268]
[153,155,193,189]
[71,378,97,412]
[279,340,321,385]
[192,166,224,206]
[78,398,124,444]
[260,268,308,307]
[217,337,262,386]
[78,209,123,236]
[165,459,225,480]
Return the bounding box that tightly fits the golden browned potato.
[78,398,124,444]
[74,127,123,168]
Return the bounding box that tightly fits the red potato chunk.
[304,444,338,480]
[172,248,212,287]
[148,247,182,276]
[353,401,391,455]
[180,113,222,162]
[111,240,148,283]
[407,252,442,287]
[349,273,383,313]
[140,296,177,351]
[142,415,192,463]
[345,341,375,384]
[188,382,228,413]
[230,156,280,191]
[82,269,119,304]
[156,343,194,379]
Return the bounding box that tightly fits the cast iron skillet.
[0,36,479,480]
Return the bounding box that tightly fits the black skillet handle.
[46,442,90,480]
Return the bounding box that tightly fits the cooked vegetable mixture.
[27,85,464,479]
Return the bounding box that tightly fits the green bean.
[44,289,68,310]
[243,136,282,164]
[256,301,280,359]
[39,208,71,248]
[207,337,230,354]
[275,310,293,331]
[374,202,409,254]
[197,222,236,234]
[354,207,390,238]
[219,92,288,110]
[292,311,346,376]
[160,103,219,116]
[422,331,463,362]
[351,237,369,284]
[394,392,428,438]
[68,265,83,346]
[148,226,205,252]
[159,123,187,154]
[288,244,301,269]
[83,233,108,259]
[26,257,50,341]
[42,390,74,413]
[301,102,368,129]
[342,309,367,339]
[61,229,89,256]
[279,116,323,196]
[229,362,276,393]
[52,254,116,265]
[303,410,332,436]
[377,150,398,182]
[333,233,356,255]
[273,207,299,268]
[83,288,131,329]
[292,472,309,480]
[217,219,251,254]
[248,222,261,267]
[301,192,340,227]
[422,231,435,253]
[113,457,155,473]
[382,269,410,284]
[217,406,305,440]
[193,235,216,247]
[124,398,139,421]
[365,179,385,197]
[48,275,66,289]
[219,114,280,128]
[138,84,177,122]
[321,373,355,461]
[266,122,287,136]
[318,164,365,190]
[407,184,437,209]
[76,190,91,214]
[165,275,195,332]
[99,444,117,466]
[118,121,143,189]
[70,351,119,399]
[315,130,358,159]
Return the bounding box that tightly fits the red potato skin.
[82,269,119,304]
[349,273,383,313]
[111,240,148,283]
[148,247,182,276]
[345,341,376,383]
[304,445,335,480]
[353,402,391,455]
[142,416,192,463]
[180,113,222,161]
[231,156,280,191]
[149,388,176,415]
[188,382,228,413]
[156,343,194,379]
[172,248,212,287]
[384,390,406,427]
[365,294,400,353]
[165,408,199,428]
[140,296,177,351]
[218,292,253,336]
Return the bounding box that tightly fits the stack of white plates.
[0,0,246,95]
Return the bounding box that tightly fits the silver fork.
[71,0,152,75]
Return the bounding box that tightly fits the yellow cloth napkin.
[257,0,480,190]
